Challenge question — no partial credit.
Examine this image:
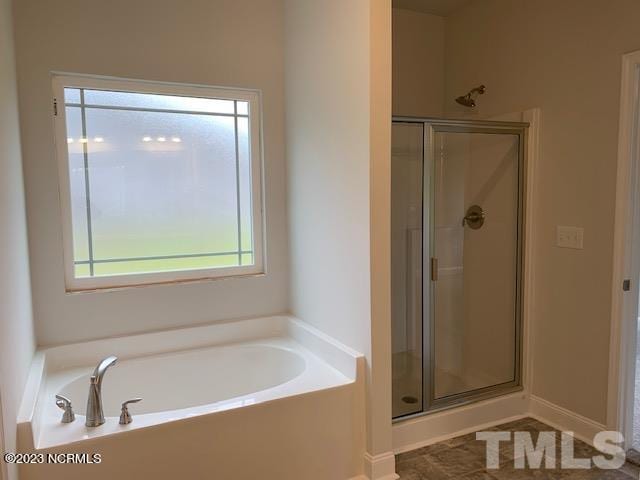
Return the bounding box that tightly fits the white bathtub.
[17,316,366,480]
[59,342,306,417]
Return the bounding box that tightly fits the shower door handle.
[430,257,438,282]
[462,205,485,229]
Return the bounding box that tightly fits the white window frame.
[52,73,265,291]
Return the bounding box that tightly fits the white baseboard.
[363,451,400,480]
[528,395,607,446]
[393,391,529,453]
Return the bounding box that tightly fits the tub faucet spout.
[85,355,117,427]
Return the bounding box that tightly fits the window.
[53,75,264,290]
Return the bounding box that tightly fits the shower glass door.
[429,125,523,409]
[391,119,525,419]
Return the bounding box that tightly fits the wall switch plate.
[556,226,584,249]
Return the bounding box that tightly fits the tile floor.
[396,417,640,479]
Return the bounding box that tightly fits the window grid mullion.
[79,88,96,277]
[74,249,253,265]
[64,102,249,119]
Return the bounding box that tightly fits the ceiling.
[392,0,474,17]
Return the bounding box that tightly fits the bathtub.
[17,316,366,480]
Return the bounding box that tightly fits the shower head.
[455,95,477,108]
[455,85,486,108]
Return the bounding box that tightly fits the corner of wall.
[0,0,36,478]
[368,0,394,462]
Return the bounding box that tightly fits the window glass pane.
[83,89,235,114]
[84,108,239,266]
[65,106,90,263]
[237,101,249,115]
[74,263,90,278]
[64,88,81,103]
[237,117,254,256]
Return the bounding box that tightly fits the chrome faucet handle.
[55,394,75,423]
[119,398,142,425]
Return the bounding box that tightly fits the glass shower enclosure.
[391,117,526,419]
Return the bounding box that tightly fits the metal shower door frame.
[392,116,528,420]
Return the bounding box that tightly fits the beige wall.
[285,0,372,358]
[445,0,640,423]
[285,0,393,462]
[0,0,36,478]
[392,8,444,117]
[13,0,288,345]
